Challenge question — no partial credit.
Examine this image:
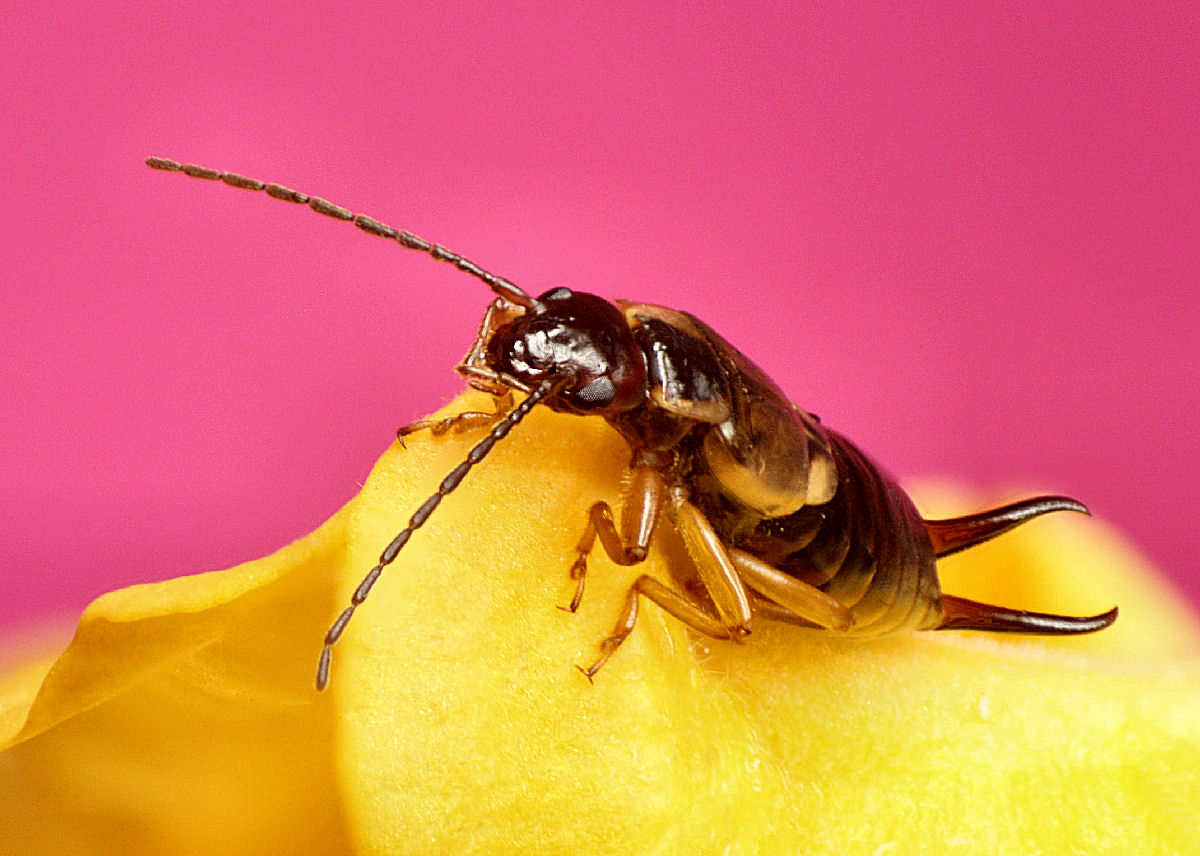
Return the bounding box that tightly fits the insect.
[146,157,1118,690]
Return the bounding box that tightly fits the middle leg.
[564,462,667,612]
[580,496,756,679]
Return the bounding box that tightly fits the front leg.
[396,391,514,444]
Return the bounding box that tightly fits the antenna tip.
[146,156,181,171]
[316,648,332,691]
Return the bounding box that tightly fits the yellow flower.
[3,392,1199,855]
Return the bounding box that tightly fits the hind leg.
[579,575,733,680]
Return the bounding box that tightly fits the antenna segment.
[315,376,566,690]
[145,157,536,308]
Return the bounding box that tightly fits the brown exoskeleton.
[145,157,1119,690]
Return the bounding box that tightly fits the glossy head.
[485,288,648,414]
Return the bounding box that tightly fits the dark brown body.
[143,157,1117,688]
[582,303,946,639]
[584,303,1114,657]
[609,306,946,639]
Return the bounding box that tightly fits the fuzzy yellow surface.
[2,391,1198,855]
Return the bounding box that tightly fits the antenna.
[145,157,537,309]
[315,376,566,690]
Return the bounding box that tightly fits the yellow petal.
[1,506,355,854]
[333,393,1200,855]
[3,391,1198,855]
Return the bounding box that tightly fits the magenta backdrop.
[1,1,1197,632]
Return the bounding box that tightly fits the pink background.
[2,1,1197,631]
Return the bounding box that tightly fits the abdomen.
[697,430,943,635]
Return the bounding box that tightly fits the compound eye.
[539,287,574,302]
[574,375,616,408]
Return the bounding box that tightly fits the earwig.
[146,157,1118,689]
